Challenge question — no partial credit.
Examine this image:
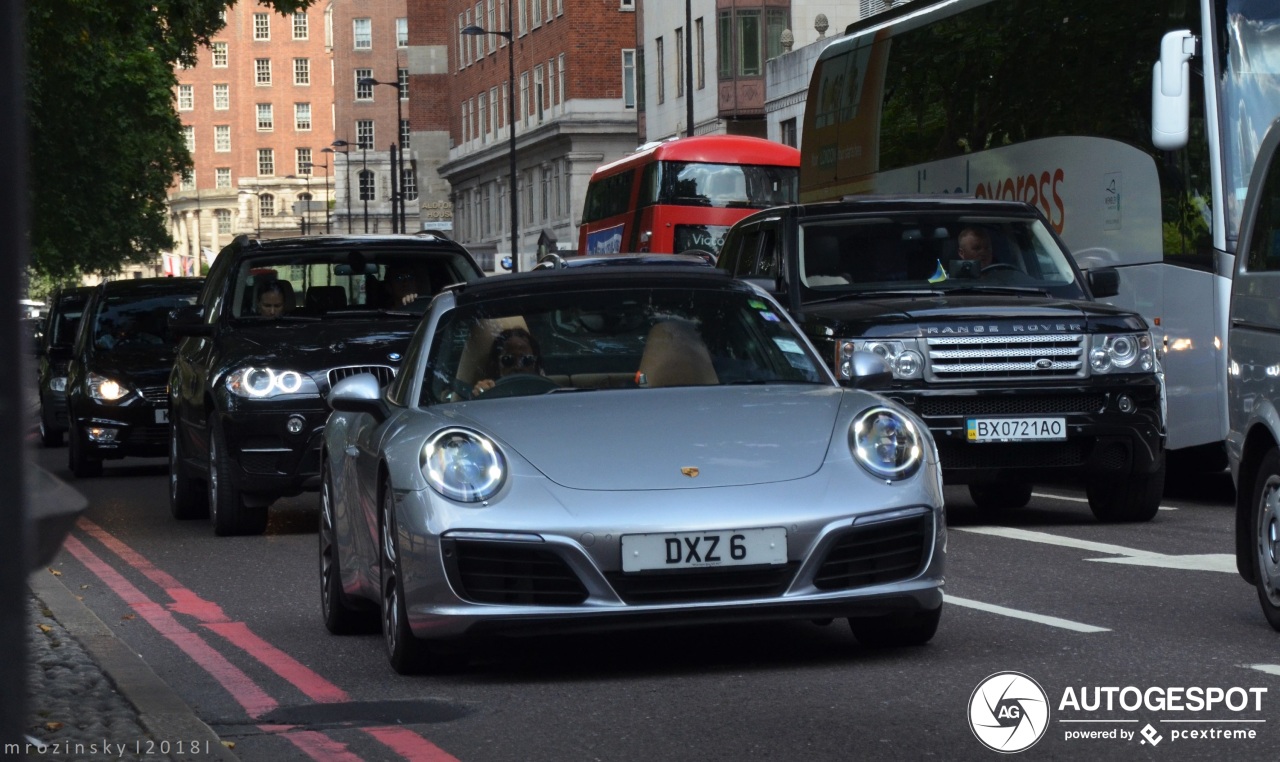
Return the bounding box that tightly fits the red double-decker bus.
[578,135,800,257]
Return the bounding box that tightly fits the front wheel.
[1250,448,1280,631]
[208,414,267,536]
[320,464,374,634]
[849,606,942,647]
[380,482,434,674]
[1086,456,1165,523]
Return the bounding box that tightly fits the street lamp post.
[286,173,312,234]
[358,77,404,234]
[462,21,518,272]
[314,155,332,233]
[331,140,352,233]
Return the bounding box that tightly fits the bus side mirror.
[1152,30,1196,151]
[1088,267,1120,298]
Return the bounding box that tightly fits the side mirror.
[326,373,388,422]
[846,350,893,390]
[1088,267,1120,299]
[1152,30,1195,151]
[743,276,781,295]
[169,304,213,337]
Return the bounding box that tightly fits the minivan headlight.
[421,428,506,502]
[1089,332,1155,374]
[225,367,320,398]
[87,372,129,401]
[849,407,922,481]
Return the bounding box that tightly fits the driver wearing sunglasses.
[472,327,544,396]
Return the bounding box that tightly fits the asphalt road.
[30,441,1280,761]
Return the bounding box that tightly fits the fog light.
[50,377,67,393]
[87,427,119,443]
[286,415,306,435]
[1117,394,1135,414]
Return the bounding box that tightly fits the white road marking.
[1246,664,1280,677]
[1032,491,1178,510]
[954,526,1236,573]
[944,593,1110,633]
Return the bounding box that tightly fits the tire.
[849,606,942,647]
[208,414,267,536]
[169,421,208,520]
[1249,447,1280,631]
[1086,455,1166,523]
[39,416,63,448]
[320,463,373,634]
[968,483,1032,511]
[380,482,433,674]
[67,421,102,478]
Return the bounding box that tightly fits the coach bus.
[800,0,1280,461]
[578,135,799,257]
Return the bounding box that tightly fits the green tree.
[26,0,308,281]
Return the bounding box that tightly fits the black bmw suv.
[168,233,484,536]
[717,197,1166,522]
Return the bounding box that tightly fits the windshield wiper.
[805,289,942,305]
[943,285,1050,296]
[240,314,321,323]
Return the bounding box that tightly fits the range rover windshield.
[799,216,1088,300]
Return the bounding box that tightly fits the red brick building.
[431,0,641,269]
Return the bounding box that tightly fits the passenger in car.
[471,327,544,396]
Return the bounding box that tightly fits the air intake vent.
[449,540,588,606]
[813,515,931,591]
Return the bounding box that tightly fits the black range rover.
[169,233,484,536]
[717,197,1166,522]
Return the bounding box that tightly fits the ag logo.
[968,671,1050,753]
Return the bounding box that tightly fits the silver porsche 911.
[319,264,945,673]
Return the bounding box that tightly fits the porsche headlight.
[225,367,319,398]
[87,372,129,401]
[837,339,923,380]
[850,406,922,481]
[421,428,506,502]
[1089,332,1155,374]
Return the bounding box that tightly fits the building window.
[401,167,418,200]
[621,0,634,8]
[294,58,310,86]
[548,57,557,107]
[180,170,196,191]
[256,103,273,131]
[622,49,636,109]
[214,125,231,152]
[359,170,375,201]
[178,85,194,110]
[490,86,500,130]
[656,37,664,104]
[355,69,373,100]
[216,168,231,188]
[717,9,785,78]
[531,0,541,28]
[356,119,374,150]
[695,18,705,90]
[766,9,788,60]
[353,18,372,49]
[457,14,466,70]
[520,72,529,127]
[461,103,470,142]
[518,0,527,35]
[212,42,228,67]
[398,68,409,99]
[717,12,731,78]
[213,83,229,110]
[253,13,270,40]
[297,148,312,174]
[295,103,311,131]
[255,58,271,85]
[675,28,685,97]
[487,1,496,53]
[559,53,566,104]
[479,92,488,143]
[396,18,409,48]
[259,194,276,217]
[182,125,195,152]
[258,149,275,176]
[215,208,232,233]
[780,118,797,147]
[401,119,411,149]
[534,65,544,123]
[557,0,564,15]
[540,166,550,221]
[293,12,308,40]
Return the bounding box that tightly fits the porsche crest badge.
[680,467,700,478]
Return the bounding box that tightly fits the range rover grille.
[926,334,1085,382]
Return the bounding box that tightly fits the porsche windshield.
[422,286,827,403]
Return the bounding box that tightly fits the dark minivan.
[36,285,94,446]
[168,233,484,536]
[65,278,205,477]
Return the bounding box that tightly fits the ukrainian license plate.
[155,408,169,424]
[967,417,1065,442]
[621,527,787,573]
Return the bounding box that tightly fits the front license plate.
[621,527,787,573]
[967,417,1065,442]
[155,408,169,424]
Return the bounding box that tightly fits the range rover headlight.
[849,406,922,481]
[837,339,924,380]
[86,372,129,401]
[225,367,320,398]
[421,428,506,502]
[1089,332,1155,374]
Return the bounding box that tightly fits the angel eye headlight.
[87,372,129,401]
[226,367,319,398]
[421,428,506,502]
[849,406,922,480]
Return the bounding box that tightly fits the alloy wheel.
[1259,474,1280,607]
